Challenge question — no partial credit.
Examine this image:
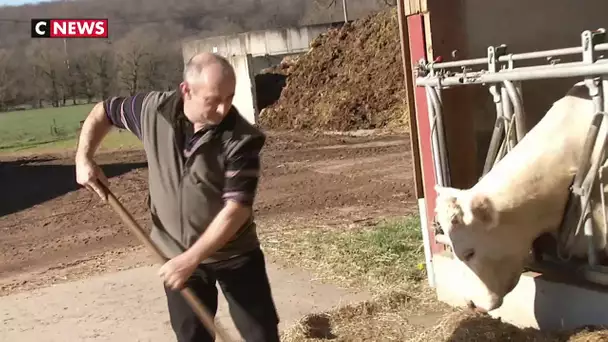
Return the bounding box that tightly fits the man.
[75,52,280,342]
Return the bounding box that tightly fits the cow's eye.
[463,249,475,262]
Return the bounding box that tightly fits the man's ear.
[465,192,498,228]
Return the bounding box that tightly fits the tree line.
[0,0,392,111]
[0,31,183,111]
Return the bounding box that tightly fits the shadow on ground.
[0,156,147,217]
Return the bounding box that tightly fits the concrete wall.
[228,54,257,124]
[182,23,339,59]
[424,0,608,186]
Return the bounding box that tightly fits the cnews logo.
[31,19,108,38]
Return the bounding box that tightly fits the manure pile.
[258,8,408,131]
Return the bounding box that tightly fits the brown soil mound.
[258,8,408,131]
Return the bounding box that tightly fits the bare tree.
[26,40,67,107]
[90,41,116,100]
[72,50,97,104]
[140,43,183,91]
[0,49,17,110]
[115,27,158,95]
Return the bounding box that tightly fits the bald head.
[183,52,236,87]
[179,52,237,127]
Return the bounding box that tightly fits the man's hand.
[75,155,109,200]
[158,250,200,290]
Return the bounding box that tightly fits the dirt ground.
[0,130,415,300]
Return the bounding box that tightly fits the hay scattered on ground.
[268,216,608,342]
[410,310,561,342]
[410,309,608,342]
[258,8,408,131]
[281,289,449,342]
[282,291,608,342]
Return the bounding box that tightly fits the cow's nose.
[466,300,488,314]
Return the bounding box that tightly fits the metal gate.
[414,28,608,287]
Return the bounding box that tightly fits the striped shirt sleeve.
[223,134,266,207]
[102,93,148,140]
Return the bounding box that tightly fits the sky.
[0,0,55,6]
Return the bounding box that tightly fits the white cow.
[434,80,608,312]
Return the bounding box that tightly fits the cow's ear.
[435,185,464,226]
[435,185,457,199]
[467,192,498,228]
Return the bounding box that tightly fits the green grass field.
[0,104,142,154]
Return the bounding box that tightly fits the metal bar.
[500,85,516,150]
[482,45,508,174]
[504,80,526,141]
[578,82,605,268]
[558,111,604,258]
[482,117,505,175]
[576,114,608,267]
[600,164,608,245]
[416,61,608,87]
[514,80,525,147]
[426,87,444,187]
[431,86,451,185]
[482,83,505,175]
[572,107,605,267]
[602,80,608,245]
[430,42,608,70]
[430,57,487,69]
[427,86,451,186]
[341,0,348,23]
[497,113,517,164]
[494,137,508,166]
[579,30,606,267]
[446,59,606,81]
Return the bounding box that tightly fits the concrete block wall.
[182,23,339,58]
[227,55,257,124]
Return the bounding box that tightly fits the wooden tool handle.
[96,182,232,342]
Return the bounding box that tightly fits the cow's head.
[434,185,532,312]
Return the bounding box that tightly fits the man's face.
[180,73,235,126]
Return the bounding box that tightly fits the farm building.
[401,0,608,331]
